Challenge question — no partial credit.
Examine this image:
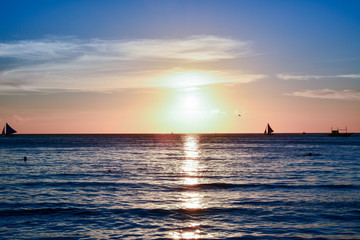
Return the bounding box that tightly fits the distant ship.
[1,123,17,136]
[264,123,274,135]
[328,127,352,137]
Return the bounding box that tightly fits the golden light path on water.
[170,135,213,239]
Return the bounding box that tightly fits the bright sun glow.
[160,71,228,133]
[166,91,215,133]
[169,92,208,132]
[182,95,199,110]
[180,94,204,118]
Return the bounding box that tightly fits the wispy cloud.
[154,68,266,89]
[115,35,251,61]
[286,89,360,100]
[277,74,360,81]
[1,36,248,61]
[0,39,80,61]
[0,36,255,93]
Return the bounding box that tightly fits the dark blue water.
[0,134,359,239]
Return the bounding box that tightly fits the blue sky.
[0,0,359,133]
[1,0,358,74]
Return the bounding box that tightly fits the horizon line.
[12,132,359,135]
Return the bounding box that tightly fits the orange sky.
[1,77,359,133]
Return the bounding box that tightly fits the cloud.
[115,35,250,61]
[12,114,29,123]
[0,36,250,62]
[0,36,255,93]
[154,68,266,89]
[0,39,80,61]
[337,74,360,78]
[277,74,360,80]
[286,89,360,100]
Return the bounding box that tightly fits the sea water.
[0,134,359,239]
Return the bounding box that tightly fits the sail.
[264,123,274,135]
[267,124,274,134]
[5,123,16,135]
[1,127,5,136]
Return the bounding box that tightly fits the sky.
[0,0,359,133]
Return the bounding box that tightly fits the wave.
[234,199,360,208]
[5,203,357,223]
[14,180,359,193]
[21,181,156,189]
[177,182,360,190]
[0,205,271,219]
[0,207,100,217]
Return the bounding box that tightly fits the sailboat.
[1,123,17,136]
[264,123,274,135]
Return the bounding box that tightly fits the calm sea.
[0,134,359,239]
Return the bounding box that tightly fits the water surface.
[0,134,359,239]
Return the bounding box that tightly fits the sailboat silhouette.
[264,123,274,135]
[1,123,17,136]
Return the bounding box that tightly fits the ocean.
[0,134,359,239]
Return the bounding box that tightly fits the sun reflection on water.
[170,225,202,239]
[182,135,200,182]
[170,135,212,239]
[180,191,203,210]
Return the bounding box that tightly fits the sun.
[176,92,207,120]
[165,90,212,133]
[156,70,228,133]
[182,95,199,110]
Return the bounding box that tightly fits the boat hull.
[328,133,352,137]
